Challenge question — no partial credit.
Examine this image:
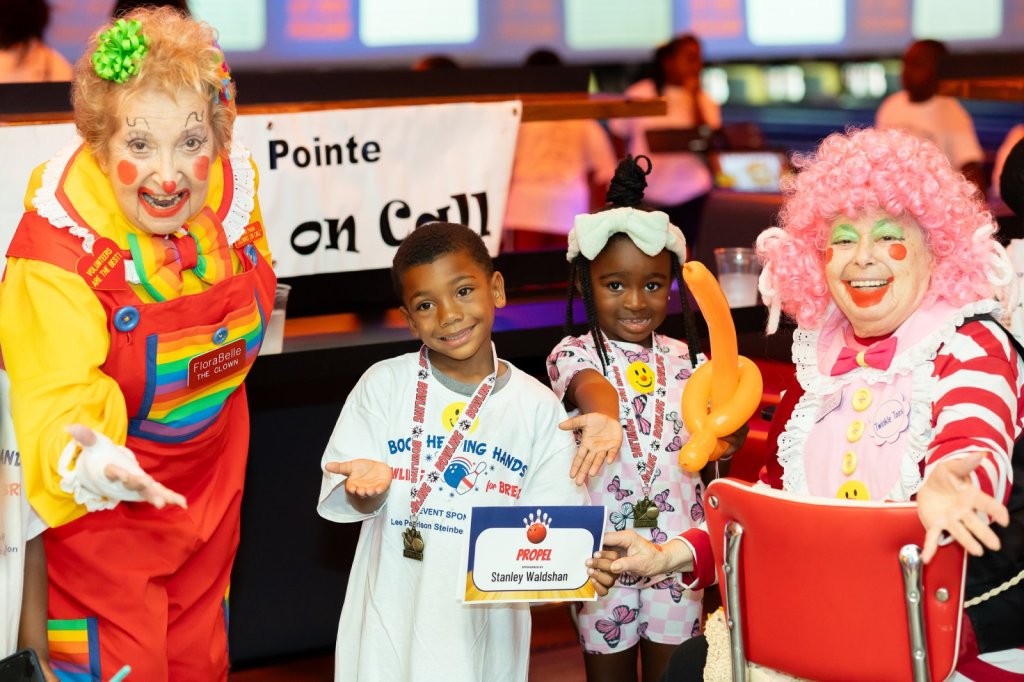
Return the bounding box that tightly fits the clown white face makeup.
[103,88,214,236]
[824,213,933,337]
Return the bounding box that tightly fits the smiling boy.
[317,222,587,682]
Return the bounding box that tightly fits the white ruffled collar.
[779,299,1002,500]
[793,299,1003,396]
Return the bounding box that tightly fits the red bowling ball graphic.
[524,509,551,544]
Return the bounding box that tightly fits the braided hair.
[565,154,703,374]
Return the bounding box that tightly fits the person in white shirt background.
[876,39,988,196]
[0,0,72,84]
[609,35,722,253]
[502,49,617,252]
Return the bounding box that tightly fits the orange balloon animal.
[678,261,763,472]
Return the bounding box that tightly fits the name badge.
[462,505,605,603]
[871,395,911,445]
[188,339,246,388]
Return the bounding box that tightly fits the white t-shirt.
[992,124,1024,201]
[318,353,588,682]
[0,370,46,657]
[875,91,984,171]
[609,79,721,206]
[504,119,617,234]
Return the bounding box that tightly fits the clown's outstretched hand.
[64,424,187,511]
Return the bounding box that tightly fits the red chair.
[704,478,968,682]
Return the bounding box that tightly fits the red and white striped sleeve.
[927,319,1024,504]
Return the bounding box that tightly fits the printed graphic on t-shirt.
[386,427,532,538]
[1,452,23,557]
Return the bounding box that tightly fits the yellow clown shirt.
[0,139,273,527]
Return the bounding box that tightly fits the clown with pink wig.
[600,127,1024,679]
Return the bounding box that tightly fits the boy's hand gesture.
[560,412,623,485]
[326,459,392,502]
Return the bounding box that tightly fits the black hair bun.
[1002,137,1024,218]
[605,154,652,208]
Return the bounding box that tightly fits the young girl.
[547,155,711,682]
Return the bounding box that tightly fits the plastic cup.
[260,283,291,355]
[713,247,761,308]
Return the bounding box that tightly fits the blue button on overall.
[113,306,139,332]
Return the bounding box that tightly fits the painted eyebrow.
[125,116,149,129]
[871,219,905,238]
[185,110,205,125]
[829,223,860,242]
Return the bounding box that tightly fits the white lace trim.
[221,141,255,246]
[30,138,255,259]
[780,299,1003,499]
[32,136,97,254]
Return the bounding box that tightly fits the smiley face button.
[441,401,479,433]
[627,361,655,394]
[836,480,870,501]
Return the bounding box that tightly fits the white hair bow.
[566,207,687,263]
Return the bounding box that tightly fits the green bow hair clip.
[92,19,149,84]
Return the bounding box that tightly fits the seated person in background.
[318,222,589,682]
[609,34,721,251]
[597,128,1024,680]
[503,49,616,251]
[0,0,71,83]
[112,0,190,17]
[876,39,987,196]
[991,124,1024,203]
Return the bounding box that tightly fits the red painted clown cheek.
[824,247,833,264]
[116,160,137,185]
[888,243,907,261]
[193,156,210,181]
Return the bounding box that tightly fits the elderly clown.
[0,8,275,681]
[599,128,1024,679]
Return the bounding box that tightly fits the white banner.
[0,100,521,277]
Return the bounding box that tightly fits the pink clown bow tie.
[829,336,898,376]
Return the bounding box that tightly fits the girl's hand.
[586,549,620,597]
[601,530,694,576]
[917,452,1010,563]
[326,459,393,498]
[559,413,623,485]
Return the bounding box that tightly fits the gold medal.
[403,526,424,561]
[633,498,657,528]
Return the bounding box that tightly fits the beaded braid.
[565,255,612,374]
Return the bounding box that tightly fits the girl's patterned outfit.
[548,332,705,652]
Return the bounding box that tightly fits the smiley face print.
[836,480,870,501]
[627,361,655,394]
[441,401,480,433]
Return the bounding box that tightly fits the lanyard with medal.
[402,344,498,560]
[605,334,667,529]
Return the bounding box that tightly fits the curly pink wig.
[757,127,1001,330]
